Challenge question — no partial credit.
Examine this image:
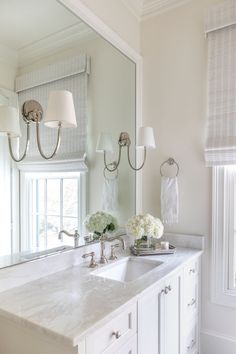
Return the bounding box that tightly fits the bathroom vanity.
[0,234,202,354]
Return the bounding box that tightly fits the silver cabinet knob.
[187,339,196,350]
[164,285,172,294]
[187,298,196,307]
[112,330,121,339]
[189,268,196,274]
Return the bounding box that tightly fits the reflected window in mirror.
[20,171,86,251]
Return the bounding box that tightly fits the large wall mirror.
[0,0,136,268]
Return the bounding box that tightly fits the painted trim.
[201,328,236,354]
[201,328,236,344]
[19,22,97,68]
[141,0,192,19]
[121,0,193,21]
[212,167,236,308]
[59,0,143,214]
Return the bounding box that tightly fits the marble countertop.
[0,247,202,347]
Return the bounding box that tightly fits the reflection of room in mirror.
[0,0,136,268]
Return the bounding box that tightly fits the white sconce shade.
[0,106,21,138]
[96,133,114,153]
[137,126,156,149]
[44,90,77,128]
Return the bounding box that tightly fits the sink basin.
[93,257,163,283]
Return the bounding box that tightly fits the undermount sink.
[93,257,163,283]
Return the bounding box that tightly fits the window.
[205,1,236,307]
[212,166,236,307]
[20,171,86,251]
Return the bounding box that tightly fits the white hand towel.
[102,178,118,212]
[161,176,179,224]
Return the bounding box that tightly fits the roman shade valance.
[15,54,89,171]
[205,0,236,34]
[205,0,236,166]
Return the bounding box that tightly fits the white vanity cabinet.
[138,272,181,354]
[86,303,137,354]
[0,254,201,354]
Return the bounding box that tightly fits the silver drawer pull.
[187,339,196,350]
[189,268,196,274]
[112,331,121,339]
[187,298,196,307]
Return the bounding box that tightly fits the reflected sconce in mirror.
[0,90,77,162]
[96,127,156,172]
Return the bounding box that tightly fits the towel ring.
[104,162,118,180]
[160,158,179,177]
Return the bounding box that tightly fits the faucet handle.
[109,243,120,260]
[82,252,97,268]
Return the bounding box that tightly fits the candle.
[160,241,169,250]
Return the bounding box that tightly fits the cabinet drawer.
[183,259,199,321]
[102,334,137,354]
[183,280,198,320]
[86,303,137,354]
[183,319,198,354]
[184,259,199,281]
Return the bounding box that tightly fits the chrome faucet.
[99,234,125,264]
[58,229,80,248]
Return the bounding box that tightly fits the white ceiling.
[122,0,192,19]
[0,0,98,68]
[0,0,80,50]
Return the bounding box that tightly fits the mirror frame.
[59,0,143,215]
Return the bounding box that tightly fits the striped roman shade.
[15,54,89,171]
[205,0,236,166]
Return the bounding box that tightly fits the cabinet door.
[115,335,137,354]
[138,285,161,354]
[161,275,180,354]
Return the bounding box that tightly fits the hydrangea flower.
[126,213,164,239]
[84,211,118,236]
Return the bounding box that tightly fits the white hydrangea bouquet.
[126,213,164,247]
[84,211,118,240]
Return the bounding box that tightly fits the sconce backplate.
[22,100,43,123]
[118,132,131,146]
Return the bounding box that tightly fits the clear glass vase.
[134,235,152,249]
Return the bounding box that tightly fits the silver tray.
[130,244,176,256]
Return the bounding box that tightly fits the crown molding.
[142,0,192,19]
[18,22,98,68]
[121,0,143,20]
[122,0,192,21]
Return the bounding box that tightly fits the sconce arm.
[127,145,147,171]
[7,123,30,163]
[36,121,62,160]
[103,145,122,172]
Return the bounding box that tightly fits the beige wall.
[141,0,236,353]
[0,52,16,90]
[79,0,140,53]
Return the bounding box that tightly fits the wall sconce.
[0,90,77,162]
[96,127,156,172]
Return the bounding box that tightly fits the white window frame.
[212,166,236,308]
[20,170,87,252]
